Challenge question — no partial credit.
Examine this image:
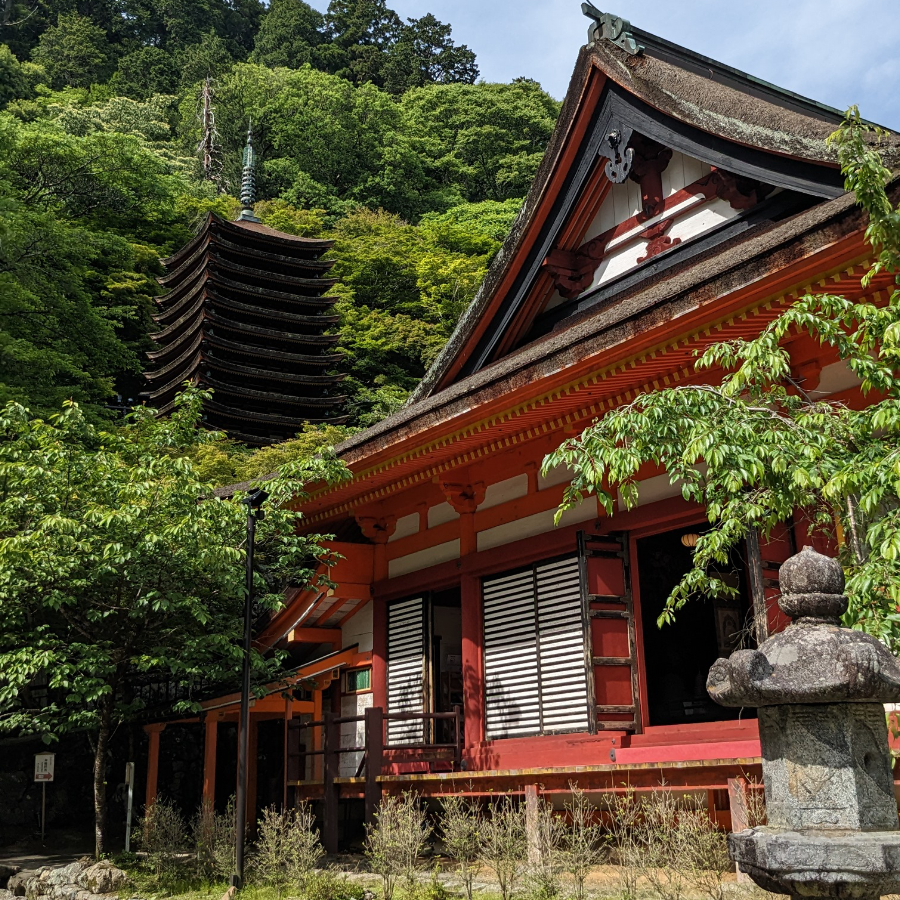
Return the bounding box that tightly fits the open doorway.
[637,524,755,727]
[430,587,462,743]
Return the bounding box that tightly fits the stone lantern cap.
[707,546,900,707]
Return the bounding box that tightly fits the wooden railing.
[290,706,462,851]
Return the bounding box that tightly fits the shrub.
[365,792,431,900]
[605,790,641,900]
[303,868,358,900]
[252,802,324,896]
[526,799,564,900]
[440,795,481,900]
[562,784,604,900]
[479,795,526,900]
[612,789,731,900]
[138,797,187,884]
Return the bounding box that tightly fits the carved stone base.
[730,828,900,900]
[759,703,899,830]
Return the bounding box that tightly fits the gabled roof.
[409,8,900,402]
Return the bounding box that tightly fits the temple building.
[143,9,900,845]
[142,131,347,444]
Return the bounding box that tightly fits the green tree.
[401,81,560,203]
[109,46,179,99]
[176,29,236,89]
[250,0,324,70]
[262,65,423,217]
[381,13,478,95]
[0,389,347,856]
[545,110,900,651]
[31,12,112,89]
[319,0,403,87]
[0,44,46,106]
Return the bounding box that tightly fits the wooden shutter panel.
[535,556,590,733]
[386,596,426,745]
[482,569,540,740]
[483,555,590,740]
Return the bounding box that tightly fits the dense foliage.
[547,111,900,651]
[0,389,347,853]
[0,1,558,425]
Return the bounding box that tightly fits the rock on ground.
[8,859,125,900]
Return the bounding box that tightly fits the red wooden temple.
[144,9,900,846]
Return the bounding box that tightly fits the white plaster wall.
[812,360,862,397]
[341,601,373,652]
[388,539,461,578]
[481,474,529,510]
[476,497,595,552]
[539,462,576,490]
[585,150,712,241]
[428,502,459,528]
[590,196,737,291]
[388,512,419,542]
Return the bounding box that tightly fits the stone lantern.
[707,545,900,900]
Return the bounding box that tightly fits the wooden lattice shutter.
[386,596,426,745]
[535,556,591,733]
[483,568,540,740]
[483,556,591,739]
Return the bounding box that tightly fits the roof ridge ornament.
[238,120,261,223]
[581,3,643,55]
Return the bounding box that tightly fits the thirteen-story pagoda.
[142,128,347,444]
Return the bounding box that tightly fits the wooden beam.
[288,627,343,646]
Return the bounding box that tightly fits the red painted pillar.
[460,573,485,752]
[144,723,166,808]
[202,716,218,805]
[372,597,387,713]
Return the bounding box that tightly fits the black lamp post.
[231,487,268,889]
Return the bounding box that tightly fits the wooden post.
[524,784,541,867]
[745,528,769,644]
[144,723,166,808]
[460,574,485,750]
[323,711,340,853]
[728,777,752,882]
[364,706,384,827]
[202,716,218,805]
[283,696,293,811]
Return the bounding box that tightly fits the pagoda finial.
[238,120,260,222]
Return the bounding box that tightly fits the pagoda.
[142,128,347,444]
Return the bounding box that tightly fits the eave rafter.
[301,256,891,528]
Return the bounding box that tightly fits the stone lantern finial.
[777,545,847,621]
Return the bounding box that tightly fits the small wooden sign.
[34,753,55,782]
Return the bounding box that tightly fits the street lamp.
[232,486,268,889]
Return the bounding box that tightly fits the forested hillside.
[0,0,560,427]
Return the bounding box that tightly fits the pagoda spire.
[238,121,260,223]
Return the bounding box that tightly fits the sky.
[307,0,900,128]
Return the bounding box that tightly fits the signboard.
[34,753,55,783]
